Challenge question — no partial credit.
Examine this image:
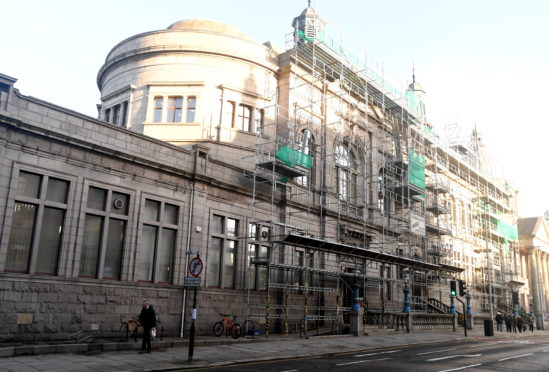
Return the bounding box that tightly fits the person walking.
[495,313,504,332]
[504,313,512,332]
[138,300,156,354]
[516,315,523,333]
[528,315,535,332]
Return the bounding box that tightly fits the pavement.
[1,328,547,372]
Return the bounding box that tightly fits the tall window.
[153,97,164,122]
[247,223,270,290]
[5,171,69,275]
[104,108,111,123]
[186,96,196,122]
[79,186,129,280]
[167,96,183,123]
[112,104,121,125]
[207,215,238,288]
[378,168,390,214]
[296,129,314,187]
[236,104,252,131]
[254,108,264,133]
[223,101,235,127]
[335,143,356,202]
[137,199,179,283]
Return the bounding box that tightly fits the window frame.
[137,198,180,284]
[78,184,131,280]
[207,214,239,289]
[4,169,71,276]
[166,96,183,123]
[247,223,270,291]
[335,143,357,202]
[236,104,252,132]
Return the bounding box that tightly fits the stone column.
[528,249,543,329]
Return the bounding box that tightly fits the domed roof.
[167,19,251,40]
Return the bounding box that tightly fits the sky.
[2,0,549,217]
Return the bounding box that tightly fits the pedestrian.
[138,300,156,354]
[516,315,523,333]
[528,315,534,332]
[511,315,517,333]
[504,313,512,332]
[495,312,504,332]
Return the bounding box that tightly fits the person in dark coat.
[516,316,523,333]
[504,313,512,332]
[495,313,504,332]
[138,300,156,353]
[528,315,535,332]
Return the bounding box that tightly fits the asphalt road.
[185,335,549,372]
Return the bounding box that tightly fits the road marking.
[427,354,481,362]
[354,350,401,357]
[439,364,482,372]
[280,370,298,372]
[336,357,390,366]
[417,348,456,355]
[543,350,549,353]
[469,344,488,348]
[498,353,533,361]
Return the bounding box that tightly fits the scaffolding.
[242,6,519,333]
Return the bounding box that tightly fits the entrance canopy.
[281,233,441,271]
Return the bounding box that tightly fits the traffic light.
[458,279,466,296]
[450,279,457,297]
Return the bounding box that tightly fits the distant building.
[0,7,529,341]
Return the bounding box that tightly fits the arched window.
[335,143,356,202]
[296,129,314,186]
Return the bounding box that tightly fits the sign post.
[187,254,203,363]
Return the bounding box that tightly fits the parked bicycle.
[119,315,140,342]
[213,313,242,339]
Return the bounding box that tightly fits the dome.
[167,19,251,41]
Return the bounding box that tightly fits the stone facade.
[0,7,527,341]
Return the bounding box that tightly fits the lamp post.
[483,200,495,320]
[403,268,410,313]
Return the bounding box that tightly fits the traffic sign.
[185,276,201,287]
[189,256,203,277]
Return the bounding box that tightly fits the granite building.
[0,7,530,341]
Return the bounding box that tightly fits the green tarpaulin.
[275,145,312,169]
[408,149,425,190]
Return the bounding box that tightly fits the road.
[185,335,549,372]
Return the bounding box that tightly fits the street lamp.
[482,200,495,320]
[402,268,410,313]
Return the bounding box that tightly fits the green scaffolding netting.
[275,145,312,169]
[408,149,425,190]
[496,219,518,241]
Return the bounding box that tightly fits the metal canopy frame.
[280,233,440,271]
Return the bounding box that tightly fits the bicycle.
[213,313,242,339]
[119,315,141,342]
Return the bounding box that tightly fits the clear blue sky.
[2,0,548,217]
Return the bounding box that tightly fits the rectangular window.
[153,97,163,122]
[79,186,129,280]
[167,96,183,123]
[137,199,179,283]
[237,104,252,131]
[247,223,270,291]
[223,101,235,128]
[254,108,264,133]
[6,171,69,275]
[186,96,196,122]
[208,215,238,288]
[6,202,36,272]
[105,108,111,123]
[112,104,121,125]
[138,225,157,281]
[121,101,128,127]
[80,215,102,277]
[35,207,64,275]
